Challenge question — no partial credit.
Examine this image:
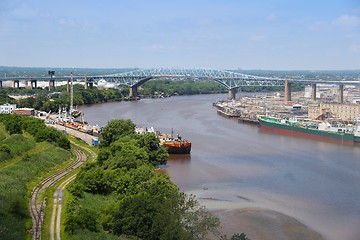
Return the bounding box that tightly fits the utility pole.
[70,71,74,115]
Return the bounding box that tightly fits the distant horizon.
[1,65,360,72]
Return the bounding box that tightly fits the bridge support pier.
[13,80,19,89]
[228,88,237,100]
[84,76,88,89]
[339,84,344,103]
[311,83,317,101]
[129,86,138,98]
[86,77,94,89]
[0,81,2,89]
[48,80,55,91]
[30,80,37,89]
[284,80,291,103]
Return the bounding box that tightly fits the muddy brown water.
[80,93,360,240]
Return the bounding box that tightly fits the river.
[80,93,360,240]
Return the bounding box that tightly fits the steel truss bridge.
[1,68,359,100]
[86,68,359,99]
[87,68,286,89]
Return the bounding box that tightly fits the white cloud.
[309,15,360,32]
[333,15,360,27]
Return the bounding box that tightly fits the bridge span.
[1,68,359,102]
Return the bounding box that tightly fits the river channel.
[80,93,360,240]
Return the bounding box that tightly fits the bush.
[0,144,12,156]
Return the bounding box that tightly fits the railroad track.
[30,148,87,240]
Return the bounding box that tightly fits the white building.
[0,103,17,114]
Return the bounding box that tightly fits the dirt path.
[50,175,76,240]
[49,142,97,240]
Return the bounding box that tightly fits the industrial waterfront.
[80,93,360,240]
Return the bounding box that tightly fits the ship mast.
[70,71,74,115]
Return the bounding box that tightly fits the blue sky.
[0,0,359,70]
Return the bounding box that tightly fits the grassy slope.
[0,128,71,240]
[0,132,36,165]
[0,123,8,141]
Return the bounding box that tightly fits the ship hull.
[162,142,191,154]
[259,117,354,145]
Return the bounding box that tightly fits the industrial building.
[308,103,360,121]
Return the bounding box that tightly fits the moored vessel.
[136,127,191,154]
[159,135,192,154]
[71,108,81,118]
[258,115,355,144]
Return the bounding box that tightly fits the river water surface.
[80,94,360,240]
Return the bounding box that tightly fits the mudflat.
[213,208,324,240]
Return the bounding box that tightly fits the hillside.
[0,115,72,240]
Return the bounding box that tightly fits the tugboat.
[158,129,191,154]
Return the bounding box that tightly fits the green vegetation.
[0,135,35,161]
[65,119,220,240]
[0,143,71,240]
[0,82,129,113]
[0,114,72,240]
[140,79,304,96]
[141,79,227,96]
[0,114,70,150]
[13,84,129,113]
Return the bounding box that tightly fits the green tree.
[101,119,136,146]
[65,207,100,234]
[4,115,22,135]
[34,127,70,150]
[136,133,168,166]
[104,139,149,170]
[76,164,114,195]
[177,193,220,240]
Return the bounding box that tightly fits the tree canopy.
[0,114,70,150]
[66,119,221,240]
